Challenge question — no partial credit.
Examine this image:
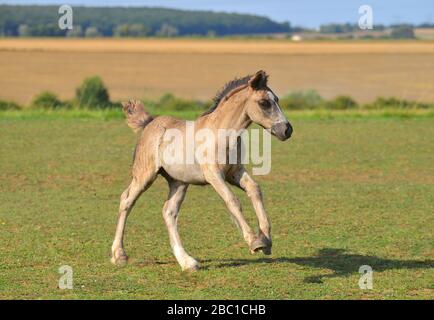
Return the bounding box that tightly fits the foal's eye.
[259,99,271,109]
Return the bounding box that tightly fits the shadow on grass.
[208,248,434,283]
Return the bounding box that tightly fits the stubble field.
[1,39,434,104]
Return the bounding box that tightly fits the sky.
[1,0,433,28]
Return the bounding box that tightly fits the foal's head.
[244,70,293,141]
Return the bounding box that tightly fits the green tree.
[76,76,110,108]
[84,26,101,38]
[0,100,21,110]
[390,25,415,39]
[31,91,63,109]
[280,90,323,110]
[114,24,148,37]
[157,23,179,37]
[324,96,358,110]
[18,24,29,37]
[66,26,83,37]
[129,24,148,37]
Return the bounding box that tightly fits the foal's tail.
[122,100,153,133]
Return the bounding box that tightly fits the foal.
[111,70,293,271]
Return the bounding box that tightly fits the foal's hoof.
[249,235,272,255]
[261,246,272,255]
[111,248,128,266]
[181,258,200,272]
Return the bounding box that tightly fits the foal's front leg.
[163,181,199,271]
[204,167,257,251]
[229,167,272,255]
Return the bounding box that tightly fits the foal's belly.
[161,163,207,185]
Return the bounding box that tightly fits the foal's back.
[135,115,208,185]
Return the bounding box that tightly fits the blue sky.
[1,0,433,27]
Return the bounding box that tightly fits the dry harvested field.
[1,38,434,104]
[415,28,434,40]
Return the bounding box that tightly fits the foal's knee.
[119,186,139,212]
[120,195,136,212]
[246,181,262,200]
[119,198,130,212]
[226,194,242,212]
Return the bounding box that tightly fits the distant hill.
[0,5,291,37]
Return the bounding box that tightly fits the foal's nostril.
[285,122,293,138]
[271,122,292,140]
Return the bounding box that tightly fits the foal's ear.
[248,70,268,90]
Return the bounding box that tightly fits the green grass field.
[0,112,433,299]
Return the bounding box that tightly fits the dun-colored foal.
[111,70,293,271]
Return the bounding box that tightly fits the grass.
[0,112,433,299]
[1,108,433,121]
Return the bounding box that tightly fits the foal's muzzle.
[271,121,293,141]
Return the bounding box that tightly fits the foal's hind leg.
[162,180,199,271]
[111,171,156,266]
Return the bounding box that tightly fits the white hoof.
[111,247,128,266]
[181,257,200,272]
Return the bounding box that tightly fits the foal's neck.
[199,89,251,131]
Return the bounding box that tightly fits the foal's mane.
[201,74,252,116]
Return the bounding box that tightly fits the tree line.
[317,23,424,39]
[0,5,429,39]
[0,5,290,37]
